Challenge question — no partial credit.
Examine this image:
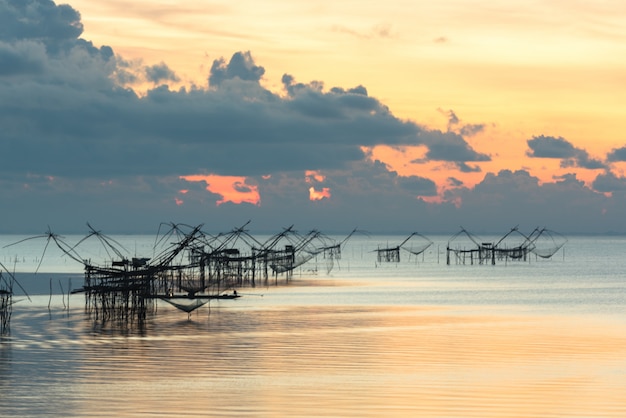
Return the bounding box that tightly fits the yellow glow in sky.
[309,187,331,201]
[180,174,260,206]
[69,0,626,197]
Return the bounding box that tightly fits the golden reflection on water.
[18,305,617,418]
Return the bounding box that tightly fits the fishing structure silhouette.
[6,223,358,325]
[1,223,566,331]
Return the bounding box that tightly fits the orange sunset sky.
[66,0,626,199]
[4,0,626,234]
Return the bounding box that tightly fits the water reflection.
[3,232,626,417]
[1,301,625,417]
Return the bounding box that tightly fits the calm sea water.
[1,234,626,417]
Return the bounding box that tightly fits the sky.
[2,0,626,235]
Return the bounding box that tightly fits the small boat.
[211,292,241,300]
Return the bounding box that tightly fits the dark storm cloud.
[0,0,83,45]
[442,109,459,130]
[527,135,577,158]
[592,172,626,193]
[606,146,626,162]
[526,135,606,170]
[438,108,485,137]
[447,177,464,187]
[456,162,482,173]
[409,110,490,170]
[0,0,491,182]
[396,175,437,196]
[209,51,265,87]
[145,62,180,84]
[421,131,491,163]
[560,153,606,170]
[0,41,429,178]
[0,41,46,75]
[459,124,485,137]
[5,1,625,235]
[441,169,612,233]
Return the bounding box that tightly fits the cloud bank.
[2,0,626,235]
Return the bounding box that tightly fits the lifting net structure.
[446,227,567,265]
[376,232,433,263]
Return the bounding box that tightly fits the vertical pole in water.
[59,279,65,309]
[48,277,52,309]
